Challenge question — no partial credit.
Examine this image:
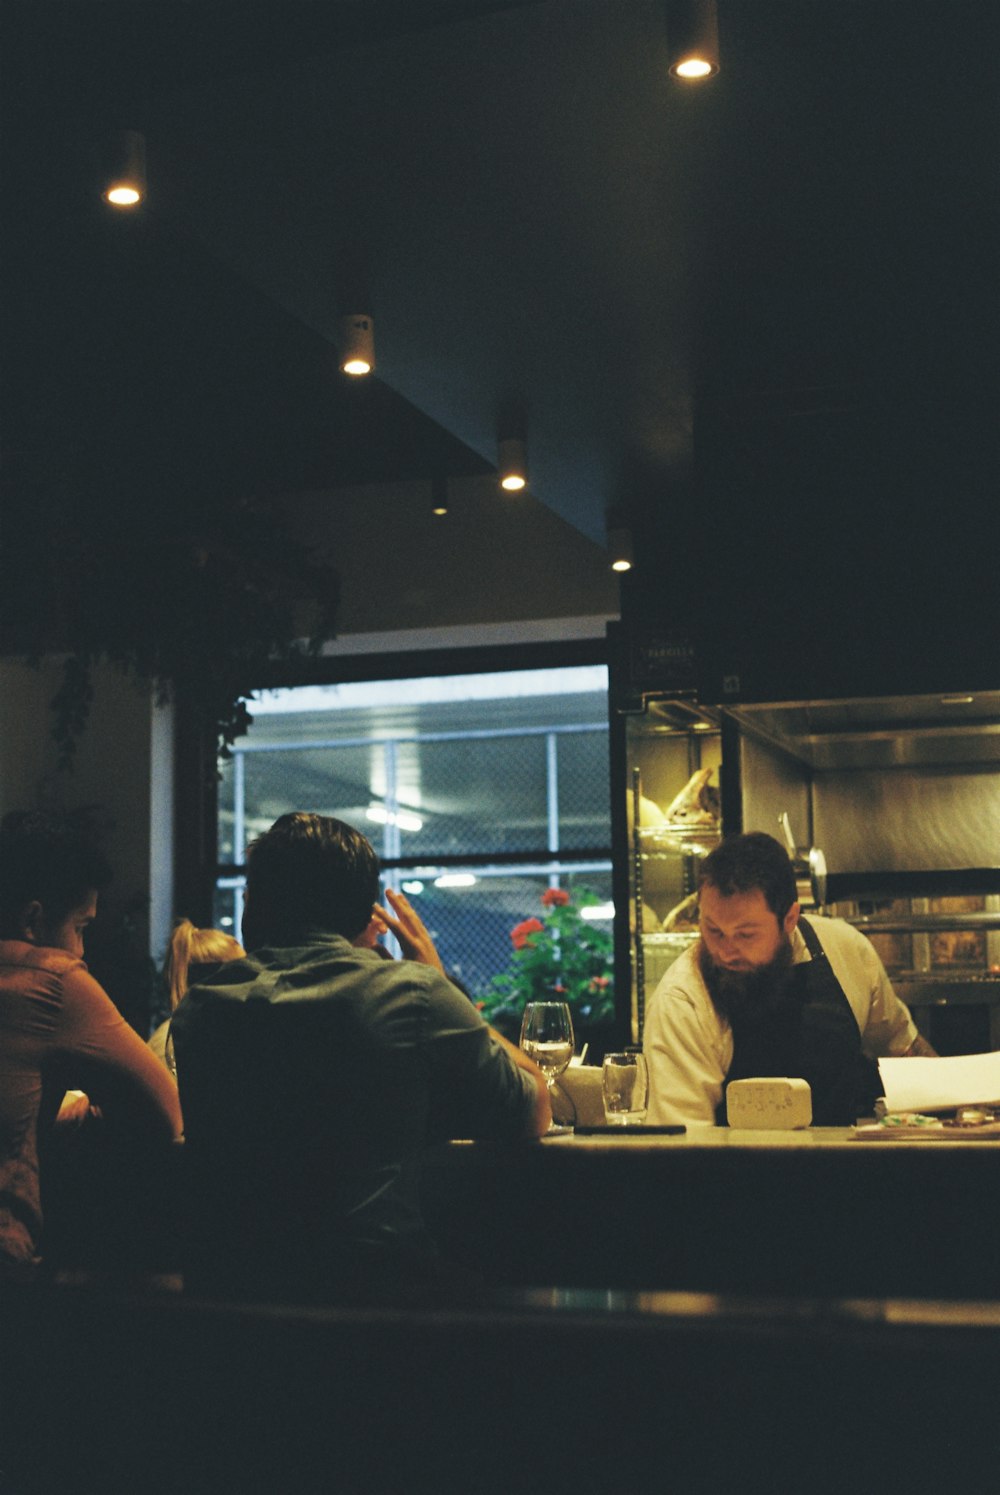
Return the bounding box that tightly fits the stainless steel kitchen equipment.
[726,689,1000,1053]
[612,681,1000,1050]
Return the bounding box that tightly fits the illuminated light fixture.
[431,474,449,516]
[608,527,634,573]
[434,873,477,889]
[102,129,146,207]
[666,0,720,81]
[580,902,615,921]
[401,880,425,895]
[340,313,375,376]
[498,435,527,492]
[366,803,423,833]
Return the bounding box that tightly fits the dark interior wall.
[620,1,999,703]
[3,0,996,710]
[621,392,999,704]
[283,480,618,636]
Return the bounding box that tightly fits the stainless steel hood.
[725,691,1000,772]
[725,690,1000,896]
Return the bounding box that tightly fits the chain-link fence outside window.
[214,666,612,1006]
[214,863,613,1004]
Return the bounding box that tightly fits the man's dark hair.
[698,831,798,923]
[0,809,112,937]
[242,813,380,948]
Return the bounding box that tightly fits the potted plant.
[479,887,615,1048]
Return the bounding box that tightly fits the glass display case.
[609,623,1000,1055]
[619,698,723,1043]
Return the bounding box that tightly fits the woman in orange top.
[0,810,182,1280]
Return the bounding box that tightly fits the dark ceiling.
[2,0,997,567]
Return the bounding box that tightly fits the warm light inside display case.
[622,705,723,1042]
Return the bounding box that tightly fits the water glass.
[602,1051,648,1125]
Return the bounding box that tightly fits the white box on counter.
[726,1077,813,1129]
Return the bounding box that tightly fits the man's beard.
[698,936,795,1025]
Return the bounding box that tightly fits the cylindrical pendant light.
[431,474,449,516]
[666,0,720,81]
[498,436,527,492]
[608,527,635,572]
[339,313,375,376]
[102,129,146,207]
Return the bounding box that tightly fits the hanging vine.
[7,479,340,766]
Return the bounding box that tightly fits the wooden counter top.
[535,1123,1000,1150]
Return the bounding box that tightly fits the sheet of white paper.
[878,1050,1000,1114]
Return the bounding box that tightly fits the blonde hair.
[164,918,244,1009]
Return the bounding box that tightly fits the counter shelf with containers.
[832,898,1000,1053]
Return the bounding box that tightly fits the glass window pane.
[382,866,614,1005]
[212,878,245,941]
[555,729,611,850]
[217,756,237,862]
[219,744,384,861]
[214,667,615,1040]
[399,735,551,858]
[211,865,613,1006]
[218,666,610,865]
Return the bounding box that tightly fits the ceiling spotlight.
[498,435,527,492]
[666,0,720,81]
[340,313,375,376]
[102,129,146,207]
[431,474,449,516]
[608,527,634,573]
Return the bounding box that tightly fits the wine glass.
[520,1001,575,1132]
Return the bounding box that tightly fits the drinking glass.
[602,1051,648,1125]
[520,1001,575,1131]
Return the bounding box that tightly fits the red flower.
[589,975,610,991]
[541,888,570,907]
[511,917,544,950]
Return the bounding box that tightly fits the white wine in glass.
[520,1001,574,1129]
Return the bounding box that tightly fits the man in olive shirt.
[172,812,548,1301]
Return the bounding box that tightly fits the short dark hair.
[0,809,112,937]
[698,831,798,922]
[241,813,380,948]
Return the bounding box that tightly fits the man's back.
[172,934,536,1299]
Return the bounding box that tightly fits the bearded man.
[643,832,935,1126]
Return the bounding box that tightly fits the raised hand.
[372,888,446,973]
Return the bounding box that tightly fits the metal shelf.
[845,912,1000,933]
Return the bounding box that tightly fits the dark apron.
[717,916,881,1126]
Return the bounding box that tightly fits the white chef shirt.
[643,914,919,1126]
